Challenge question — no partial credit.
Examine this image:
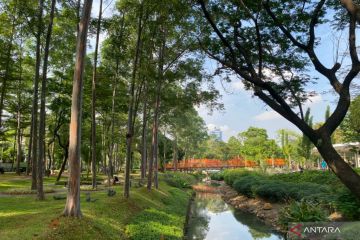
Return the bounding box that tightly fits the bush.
[161,172,197,189]
[232,175,264,197]
[334,189,360,220]
[255,181,290,202]
[209,171,224,181]
[190,171,206,181]
[269,170,341,187]
[223,169,259,186]
[279,200,328,227]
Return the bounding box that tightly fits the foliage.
[334,189,360,220]
[279,200,328,227]
[239,127,282,169]
[161,172,197,189]
[233,175,263,198]
[189,171,206,181]
[225,169,360,219]
[341,95,360,142]
[209,171,224,181]
[223,169,259,186]
[125,188,190,240]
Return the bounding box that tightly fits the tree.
[90,0,103,190]
[298,108,313,164]
[196,0,360,199]
[239,127,281,169]
[30,0,44,191]
[341,95,360,142]
[37,0,56,200]
[63,0,93,217]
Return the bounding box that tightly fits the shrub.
[223,169,259,185]
[279,200,328,227]
[334,189,360,220]
[239,179,332,202]
[161,172,197,189]
[269,170,341,187]
[190,171,206,181]
[232,175,264,197]
[255,181,291,202]
[209,171,224,181]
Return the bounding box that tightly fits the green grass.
[0,173,192,240]
[0,173,67,192]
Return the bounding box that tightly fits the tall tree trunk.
[162,131,166,172]
[0,7,17,129]
[16,111,22,175]
[37,0,56,201]
[56,148,69,182]
[124,2,143,198]
[316,134,360,200]
[91,0,102,189]
[109,75,116,178]
[173,134,178,171]
[153,28,165,189]
[147,80,162,189]
[30,0,44,190]
[16,32,23,176]
[140,83,147,179]
[63,0,92,217]
[26,125,32,175]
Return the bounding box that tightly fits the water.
[186,192,284,240]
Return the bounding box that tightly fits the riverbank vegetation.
[211,169,360,221]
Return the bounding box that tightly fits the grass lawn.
[0,173,192,240]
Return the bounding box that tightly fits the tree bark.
[91,0,102,190]
[140,83,148,179]
[56,146,69,182]
[16,31,23,176]
[109,76,116,178]
[0,6,17,130]
[16,109,22,175]
[63,0,92,217]
[37,0,56,201]
[30,0,44,191]
[173,134,178,171]
[316,134,360,199]
[124,2,143,198]
[153,27,165,189]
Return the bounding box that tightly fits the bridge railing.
[165,157,286,170]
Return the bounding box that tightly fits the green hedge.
[209,171,224,181]
[223,169,260,186]
[225,168,360,219]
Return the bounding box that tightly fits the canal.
[186,191,284,240]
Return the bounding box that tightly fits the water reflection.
[186,192,284,240]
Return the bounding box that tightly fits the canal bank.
[220,183,285,233]
[185,183,284,240]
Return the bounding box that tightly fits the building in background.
[209,127,223,141]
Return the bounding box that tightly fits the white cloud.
[254,110,282,121]
[207,123,217,131]
[304,94,322,108]
[231,81,244,91]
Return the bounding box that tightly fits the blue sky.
[91,0,359,142]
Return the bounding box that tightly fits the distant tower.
[209,127,222,141]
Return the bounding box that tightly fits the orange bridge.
[165,158,286,170]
